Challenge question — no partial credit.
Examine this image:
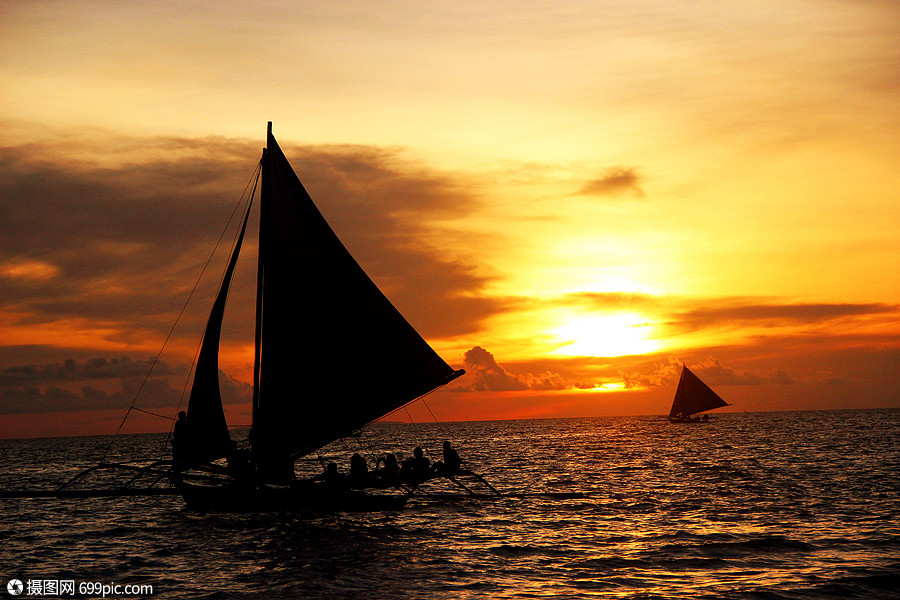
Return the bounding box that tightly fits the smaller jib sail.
[252,125,464,463]
[669,365,729,419]
[182,201,253,463]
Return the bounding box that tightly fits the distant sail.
[251,130,463,461]
[669,365,729,419]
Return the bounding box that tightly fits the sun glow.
[552,313,660,358]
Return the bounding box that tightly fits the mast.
[250,122,271,451]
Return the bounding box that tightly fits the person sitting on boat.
[374,453,400,486]
[312,462,348,489]
[349,452,369,489]
[400,447,431,483]
[432,441,463,475]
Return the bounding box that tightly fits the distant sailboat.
[668,365,729,423]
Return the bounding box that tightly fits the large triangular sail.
[669,365,729,418]
[252,126,464,461]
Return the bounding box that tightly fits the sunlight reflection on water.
[1,409,898,599]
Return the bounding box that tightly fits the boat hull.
[176,482,409,512]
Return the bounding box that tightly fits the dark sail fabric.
[669,365,729,418]
[183,204,252,463]
[252,131,463,460]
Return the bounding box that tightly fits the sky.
[1,0,898,439]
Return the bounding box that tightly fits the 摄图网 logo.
[7,579,24,595]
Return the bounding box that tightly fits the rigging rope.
[131,406,175,421]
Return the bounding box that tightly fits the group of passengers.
[671,412,710,422]
[312,441,463,490]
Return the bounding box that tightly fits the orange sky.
[1,1,898,439]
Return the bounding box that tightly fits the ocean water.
[1,409,898,599]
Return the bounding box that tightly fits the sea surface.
[1,409,898,599]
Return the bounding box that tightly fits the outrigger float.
[0,458,582,508]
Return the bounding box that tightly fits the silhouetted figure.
[375,453,400,486]
[349,452,369,488]
[172,411,188,466]
[313,462,348,489]
[433,441,462,475]
[400,446,431,482]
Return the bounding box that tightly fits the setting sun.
[552,314,660,358]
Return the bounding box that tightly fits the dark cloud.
[0,134,503,350]
[691,358,793,386]
[0,361,250,415]
[577,167,644,197]
[620,356,793,389]
[552,293,899,333]
[0,356,179,385]
[0,138,264,335]
[0,378,172,415]
[675,301,898,329]
[0,354,188,414]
